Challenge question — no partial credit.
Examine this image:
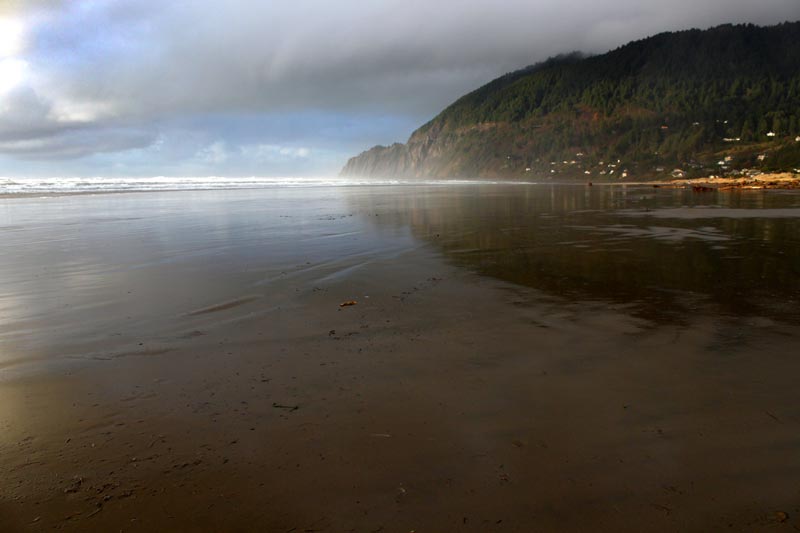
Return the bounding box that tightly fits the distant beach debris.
[339,300,358,308]
[272,403,299,412]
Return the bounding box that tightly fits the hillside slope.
[341,22,800,180]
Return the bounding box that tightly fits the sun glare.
[0,17,27,96]
[0,17,25,57]
[0,58,26,95]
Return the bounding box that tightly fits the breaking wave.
[0,176,529,195]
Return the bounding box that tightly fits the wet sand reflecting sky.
[2,184,799,374]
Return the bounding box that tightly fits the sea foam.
[0,176,517,195]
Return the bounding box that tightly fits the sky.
[0,0,797,178]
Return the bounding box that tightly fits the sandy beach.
[2,185,800,532]
[666,172,800,190]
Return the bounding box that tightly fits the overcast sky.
[0,0,796,177]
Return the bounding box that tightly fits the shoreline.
[663,172,800,190]
[2,172,800,199]
[583,172,800,190]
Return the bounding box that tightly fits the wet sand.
[2,186,800,532]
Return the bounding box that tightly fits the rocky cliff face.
[340,143,412,177]
[340,122,450,178]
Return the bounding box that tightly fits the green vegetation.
[342,22,800,180]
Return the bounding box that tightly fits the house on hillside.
[672,169,686,178]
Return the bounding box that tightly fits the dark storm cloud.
[0,0,797,171]
[44,0,798,113]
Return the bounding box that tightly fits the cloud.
[240,144,311,161]
[36,0,796,115]
[195,141,229,165]
[0,85,154,159]
[0,17,25,56]
[0,0,66,11]
[0,127,154,160]
[0,0,797,172]
[194,141,312,167]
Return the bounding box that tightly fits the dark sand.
[2,185,800,532]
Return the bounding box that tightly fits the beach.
[2,184,800,532]
[666,172,800,190]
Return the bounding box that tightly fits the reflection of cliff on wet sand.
[348,184,800,322]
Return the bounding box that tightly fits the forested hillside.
[342,22,800,180]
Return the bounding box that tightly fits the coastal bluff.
[341,22,800,181]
